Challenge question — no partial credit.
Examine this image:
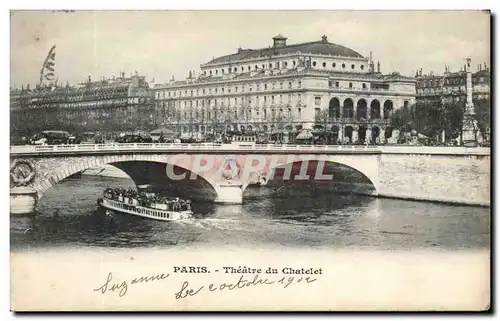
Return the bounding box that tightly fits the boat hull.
[98,197,193,221]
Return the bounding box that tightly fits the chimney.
[484,62,487,71]
[377,61,380,73]
[369,51,372,62]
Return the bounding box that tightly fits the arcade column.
[366,127,372,144]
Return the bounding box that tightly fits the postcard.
[9,10,490,311]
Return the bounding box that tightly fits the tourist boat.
[97,188,193,221]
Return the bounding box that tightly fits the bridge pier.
[10,187,37,215]
[214,182,243,204]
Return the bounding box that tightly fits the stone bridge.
[9,143,491,213]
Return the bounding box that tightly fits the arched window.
[342,63,346,69]
[322,62,326,68]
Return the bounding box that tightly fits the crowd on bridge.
[104,187,191,212]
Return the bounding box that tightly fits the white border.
[3,1,497,319]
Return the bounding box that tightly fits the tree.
[314,109,331,144]
[473,98,491,140]
[390,104,416,142]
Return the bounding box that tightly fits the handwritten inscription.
[94,269,319,299]
[93,271,170,297]
[174,274,317,299]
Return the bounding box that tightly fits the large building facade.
[10,73,155,138]
[415,64,491,141]
[154,35,416,144]
[415,64,490,105]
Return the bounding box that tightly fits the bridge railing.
[10,143,383,154]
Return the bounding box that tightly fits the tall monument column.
[461,58,478,145]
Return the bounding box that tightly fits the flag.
[39,45,56,86]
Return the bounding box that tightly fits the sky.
[9,10,490,88]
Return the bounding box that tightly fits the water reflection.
[10,176,490,251]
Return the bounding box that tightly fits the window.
[333,62,336,68]
[248,66,251,71]
[298,81,302,88]
[362,83,366,89]
[241,66,244,72]
[235,86,238,92]
[215,88,218,93]
[280,82,283,89]
[228,67,231,73]
[351,64,355,69]
[313,61,317,67]
[269,63,273,68]
[264,84,267,90]
[315,97,321,105]
[298,108,302,118]
[255,65,258,70]
[234,67,237,72]
[288,82,292,89]
[342,63,346,69]
[277,62,280,69]
[315,108,321,117]
[323,62,326,68]
[349,82,353,89]
[210,70,213,75]
[293,60,296,66]
[221,69,224,74]
[216,70,218,75]
[284,61,288,67]
[361,65,365,70]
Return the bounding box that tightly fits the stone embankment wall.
[378,148,490,206]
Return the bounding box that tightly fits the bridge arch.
[34,154,218,201]
[243,155,379,197]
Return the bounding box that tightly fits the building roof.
[204,39,365,65]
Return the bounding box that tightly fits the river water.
[10,175,490,252]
